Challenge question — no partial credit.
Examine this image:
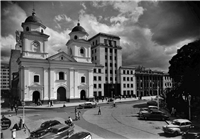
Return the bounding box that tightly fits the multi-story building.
[135,67,164,97]
[163,73,173,90]
[1,64,10,93]
[89,33,122,97]
[119,66,136,97]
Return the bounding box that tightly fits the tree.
[169,39,200,97]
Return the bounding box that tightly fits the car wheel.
[174,131,179,136]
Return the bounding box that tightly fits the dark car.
[182,126,200,139]
[68,131,92,139]
[78,102,97,109]
[29,120,61,138]
[139,109,169,121]
[147,100,158,106]
[41,123,74,139]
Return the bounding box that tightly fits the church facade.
[16,11,94,103]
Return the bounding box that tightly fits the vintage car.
[182,125,200,139]
[139,109,169,121]
[138,106,159,116]
[29,120,61,138]
[68,131,92,139]
[78,102,97,109]
[41,123,74,139]
[163,119,192,136]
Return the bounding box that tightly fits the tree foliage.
[169,39,200,97]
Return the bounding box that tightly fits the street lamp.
[157,82,159,110]
[188,95,191,120]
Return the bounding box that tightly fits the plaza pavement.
[1,96,156,139]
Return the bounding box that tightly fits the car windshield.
[172,121,181,126]
[41,123,48,128]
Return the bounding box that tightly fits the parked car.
[139,109,169,120]
[163,119,192,136]
[41,123,74,139]
[78,102,97,109]
[182,126,200,139]
[29,120,61,138]
[68,131,92,139]
[138,106,159,116]
[147,100,158,106]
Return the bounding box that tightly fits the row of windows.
[123,84,134,88]
[123,90,134,94]
[165,82,172,86]
[34,73,86,83]
[105,77,117,82]
[105,55,117,60]
[104,39,117,47]
[0,76,9,78]
[1,73,9,75]
[105,62,117,67]
[94,68,101,73]
[94,84,102,88]
[93,91,102,96]
[123,77,133,81]
[105,70,117,74]
[94,76,101,81]
[105,48,117,53]
[123,70,134,75]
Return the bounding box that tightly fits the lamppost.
[157,81,159,110]
[188,95,191,120]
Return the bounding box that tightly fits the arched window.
[34,75,39,83]
[80,48,84,55]
[81,76,85,83]
[59,72,64,80]
[26,27,29,31]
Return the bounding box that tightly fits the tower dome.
[71,23,88,35]
[25,11,42,24]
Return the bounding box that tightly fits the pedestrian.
[113,101,116,107]
[78,111,81,120]
[18,117,22,129]
[171,107,175,117]
[14,105,18,115]
[68,116,73,126]
[98,106,101,115]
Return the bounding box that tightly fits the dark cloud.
[120,26,171,71]
[138,1,200,46]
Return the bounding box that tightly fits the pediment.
[47,51,76,62]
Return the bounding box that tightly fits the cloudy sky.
[1,1,200,72]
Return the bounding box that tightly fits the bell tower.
[20,9,49,59]
[66,22,92,63]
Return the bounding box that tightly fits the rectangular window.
[105,55,107,60]
[127,84,129,88]
[59,72,64,80]
[127,77,129,81]
[98,76,101,81]
[94,69,96,73]
[114,41,116,47]
[34,75,39,83]
[109,40,112,46]
[110,49,112,53]
[124,84,126,88]
[104,39,107,45]
[94,84,97,88]
[81,77,85,83]
[105,63,107,66]
[131,84,133,87]
[99,84,101,88]
[105,48,108,52]
[110,56,112,60]
[94,76,97,81]
[110,70,113,74]
[98,69,101,73]
[123,77,126,81]
[98,91,102,97]
[123,70,126,74]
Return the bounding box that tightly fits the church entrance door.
[80,90,86,100]
[57,87,66,101]
[33,91,40,104]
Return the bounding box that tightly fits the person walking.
[98,106,101,115]
[14,105,18,115]
[78,111,81,120]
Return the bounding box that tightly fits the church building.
[15,10,95,103]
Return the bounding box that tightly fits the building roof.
[88,32,120,41]
[25,11,42,24]
[71,23,88,35]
